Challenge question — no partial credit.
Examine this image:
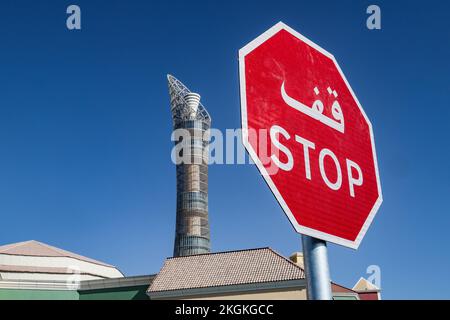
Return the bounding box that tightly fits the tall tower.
[168,75,211,257]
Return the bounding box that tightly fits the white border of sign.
[238,22,383,249]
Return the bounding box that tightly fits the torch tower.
[168,75,211,257]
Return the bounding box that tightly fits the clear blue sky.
[0,0,449,299]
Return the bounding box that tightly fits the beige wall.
[180,288,307,300]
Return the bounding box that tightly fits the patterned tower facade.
[168,75,211,257]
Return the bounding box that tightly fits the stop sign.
[239,22,382,249]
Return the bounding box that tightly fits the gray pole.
[302,235,333,300]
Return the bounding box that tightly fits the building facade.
[168,75,211,257]
[0,240,150,300]
[147,247,378,300]
[0,240,379,300]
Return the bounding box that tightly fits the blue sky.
[0,0,449,299]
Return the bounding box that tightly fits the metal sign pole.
[302,235,333,300]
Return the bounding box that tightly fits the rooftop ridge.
[165,246,272,260]
[266,247,306,272]
[0,240,116,269]
[0,240,34,253]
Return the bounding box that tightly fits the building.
[147,247,379,300]
[168,74,212,257]
[0,241,379,300]
[0,240,151,300]
[353,277,382,300]
[148,247,307,300]
[0,240,123,282]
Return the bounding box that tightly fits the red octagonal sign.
[239,22,382,249]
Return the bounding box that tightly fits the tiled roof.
[148,248,305,293]
[0,240,114,267]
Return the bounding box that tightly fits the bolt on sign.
[239,22,382,249]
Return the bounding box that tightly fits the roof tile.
[148,248,305,293]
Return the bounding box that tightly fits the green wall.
[333,295,358,300]
[0,288,79,300]
[78,285,149,300]
[0,285,149,300]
